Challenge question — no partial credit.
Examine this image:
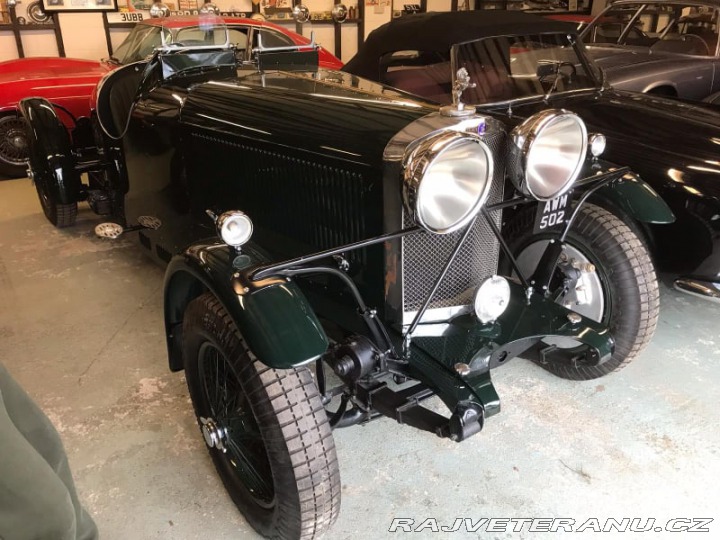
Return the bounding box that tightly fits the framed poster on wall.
[41,0,118,12]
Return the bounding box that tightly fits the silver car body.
[581,0,720,99]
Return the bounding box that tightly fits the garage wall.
[592,0,607,14]
[57,12,109,60]
[0,32,19,62]
[19,29,58,57]
[1,0,587,63]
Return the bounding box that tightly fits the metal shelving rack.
[0,1,65,57]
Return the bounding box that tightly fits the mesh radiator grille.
[401,130,505,314]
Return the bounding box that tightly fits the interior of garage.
[1,179,718,537]
[1,1,719,539]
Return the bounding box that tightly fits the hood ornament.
[441,67,477,117]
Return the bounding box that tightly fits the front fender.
[164,239,329,371]
[578,160,674,224]
[594,171,675,224]
[18,97,80,204]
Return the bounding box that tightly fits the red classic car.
[0,15,343,178]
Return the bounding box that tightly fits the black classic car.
[20,17,673,539]
[344,10,720,303]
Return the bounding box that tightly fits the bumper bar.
[674,277,720,303]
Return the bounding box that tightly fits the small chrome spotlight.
[474,275,511,324]
[216,211,253,249]
[589,133,607,158]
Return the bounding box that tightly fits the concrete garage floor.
[0,176,719,540]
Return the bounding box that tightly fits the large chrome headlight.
[404,132,493,234]
[509,110,588,201]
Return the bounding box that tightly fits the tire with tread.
[35,180,78,228]
[183,292,340,539]
[504,203,659,380]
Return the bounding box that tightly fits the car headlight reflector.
[474,275,511,324]
[404,132,493,234]
[217,211,253,248]
[509,110,588,201]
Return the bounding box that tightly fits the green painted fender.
[164,240,329,371]
[595,172,675,224]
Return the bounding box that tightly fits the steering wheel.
[680,33,710,55]
[558,61,577,84]
[538,61,577,87]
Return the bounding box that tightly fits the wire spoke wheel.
[197,342,275,507]
[0,115,30,175]
[183,293,341,538]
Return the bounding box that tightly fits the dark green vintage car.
[20,18,673,540]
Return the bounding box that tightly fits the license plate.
[533,194,570,234]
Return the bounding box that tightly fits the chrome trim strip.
[402,305,472,327]
[673,278,720,303]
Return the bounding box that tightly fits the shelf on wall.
[277,19,361,25]
[13,23,57,30]
[3,5,65,58]
[105,22,136,29]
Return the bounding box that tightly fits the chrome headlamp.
[216,211,253,248]
[403,132,493,234]
[509,110,588,201]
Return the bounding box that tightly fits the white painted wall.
[57,12,109,59]
[427,0,453,12]
[0,33,20,62]
[591,0,607,15]
[19,29,59,57]
[363,3,391,40]
[339,21,358,62]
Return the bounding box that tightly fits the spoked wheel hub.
[200,416,228,452]
[0,116,30,168]
[197,342,276,506]
[184,293,341,536]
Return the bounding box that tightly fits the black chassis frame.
[243,168,629,442]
